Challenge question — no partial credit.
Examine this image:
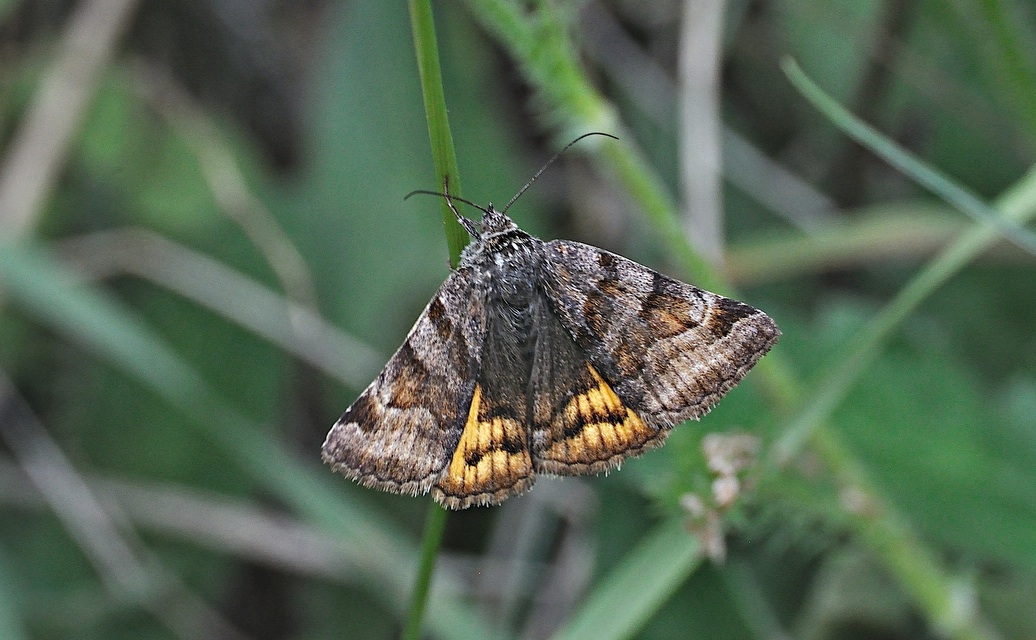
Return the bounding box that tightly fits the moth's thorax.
[458,207,541,273]
[455,208,543,317]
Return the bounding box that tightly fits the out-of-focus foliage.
[0,1,1034,639]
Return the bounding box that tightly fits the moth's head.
[434,198,517,241]
[478,204,518,236]
[440,201,517,241]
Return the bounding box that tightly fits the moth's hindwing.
[530,300,663,475]
[538,240,780,431]
[432,379,535,508]
[321,267,486,498]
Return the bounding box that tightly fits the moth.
[322,143,779,509]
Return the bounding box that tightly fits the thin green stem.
[401,504,449,640]
[402,2,462,638]
[410,0,467,266]
[783,58,1036,255]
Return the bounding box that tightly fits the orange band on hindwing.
[434,384,533,508]
[537,364,660,474]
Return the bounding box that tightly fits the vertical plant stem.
[401,504,449,640]
[410,0,468,267]
[403,1,464,638]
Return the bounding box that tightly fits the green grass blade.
[783,58,1036,256]
[401,501,449,640]
[553,519,701,640]
[410,0,467,267]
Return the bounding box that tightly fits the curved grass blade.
[783,57,1036,256]
[553,519,701,640]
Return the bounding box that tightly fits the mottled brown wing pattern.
[538,240,780,430]
[321,267,486,498]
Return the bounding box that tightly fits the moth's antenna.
[404,189,490,215]
[501,132,619,214]
[404,177,485,237]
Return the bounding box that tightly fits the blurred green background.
[1,1,1034,639]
